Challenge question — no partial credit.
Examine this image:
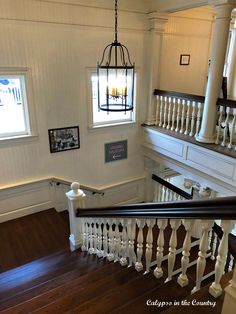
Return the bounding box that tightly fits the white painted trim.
[0,175,146,222]
[143,127,236,195]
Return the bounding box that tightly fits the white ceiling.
[36,0,235,14]
[36,0,210,13]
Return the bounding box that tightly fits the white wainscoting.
[0,176,146,223]
[143,127,236,195]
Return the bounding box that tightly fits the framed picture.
[180,54,190,65]
[48,126,80,153]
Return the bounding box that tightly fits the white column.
[145,12,168,125]
[197,3,235,143]
[228,19,236,98]
[66,182,86,251]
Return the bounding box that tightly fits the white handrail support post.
[66,182,86,251]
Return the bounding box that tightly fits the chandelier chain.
[115,0,118,42]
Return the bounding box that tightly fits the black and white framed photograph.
[48,126,80,153]
[180,54,190,65]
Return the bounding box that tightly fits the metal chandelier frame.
[97,0,135,112]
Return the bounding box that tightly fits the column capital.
[208,0,236,13]
[148,12,168,33]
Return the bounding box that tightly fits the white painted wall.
[0,0,147,191]
[160,8,214,95]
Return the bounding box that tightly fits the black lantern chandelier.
[97,0,135,112]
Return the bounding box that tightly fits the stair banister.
[66,181,236,311]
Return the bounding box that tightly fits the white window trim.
[86,67,138,129]
[0,67,37,142]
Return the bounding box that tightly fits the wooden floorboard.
[0,209,69,272]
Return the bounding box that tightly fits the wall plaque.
[105,140,127,163]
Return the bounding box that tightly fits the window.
[0,72,32,139]
[88,69,136,128]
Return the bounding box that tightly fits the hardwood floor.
[0,209,70,272]
[0,209,231,313]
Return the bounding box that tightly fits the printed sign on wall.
[105,140,128,163]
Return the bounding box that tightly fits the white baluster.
[158,184,163,202]
[94,219,99,255]
[228,254,234,272]
[191,220,214,294]
[107,219,115,261]
[177,219,194,287]
[180,99,186,134]
[144,219,156,274]
[88,219,95,254]
[228,108,236,149]
[85,219,89,251]
[166,188,170,202]
[97,218,103,257]
[222,263,236,314]
[221,107,231,147]
[103,220,108,257]
[209,220,235,298]
[81,218,86,252]
[127,218,137,267]
[120,219,128,266]
[184,100,191,135]
[189,101,196,136]
[162,186,167,202]
[159,96,164,127]
[135,219,145,272]
[154,219,168,279]
[167,97,172,130]
[114,219,121,262]
[171,98,177,131]
[153,182,158,202]
[175,99,181,133]
[155,95,160,126]
[165,219,181,282]
[215,106,224,145]
[195,102,203,137]
[163,97,168,128]
[211,232,218,260]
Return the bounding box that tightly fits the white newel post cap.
[66,181,86,200]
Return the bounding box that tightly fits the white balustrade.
[155,95,204,138]
[67,183,234,303]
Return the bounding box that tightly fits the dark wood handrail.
[154,89,205,103]
[152,174,192,200]
[217,98,236,108]
[77,196,236,219]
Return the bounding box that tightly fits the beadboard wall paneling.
[0,1,147,189]
[160,10,214,95]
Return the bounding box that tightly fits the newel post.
[66,182,86,251]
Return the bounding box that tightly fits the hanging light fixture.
[97,0,135,112]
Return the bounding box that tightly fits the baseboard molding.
[0,176,146,223]
[0,201,54,223]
